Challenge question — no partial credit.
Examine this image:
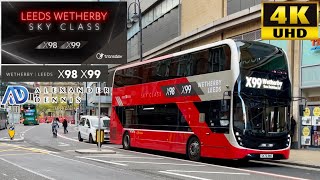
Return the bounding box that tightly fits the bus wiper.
[249,110,264,124]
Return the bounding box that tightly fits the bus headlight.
[235,131,243,146]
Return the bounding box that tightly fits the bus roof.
[115,39,237,71]
[22,103,36,107]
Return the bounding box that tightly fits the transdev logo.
[1,86,29,105]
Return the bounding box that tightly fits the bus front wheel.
[187,136,201,161]
[122,132,131,150]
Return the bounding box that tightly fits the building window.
[227,0,261,15]
[127,0,180,40]
[231,29,261,41]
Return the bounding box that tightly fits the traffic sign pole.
[98,82,101,151]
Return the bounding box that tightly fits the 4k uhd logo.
[1,86,29,105]
[262,2,319,40]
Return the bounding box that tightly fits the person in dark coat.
[62,119,68,134]
[290,116,296,142]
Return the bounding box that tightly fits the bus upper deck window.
[224,46,231,70]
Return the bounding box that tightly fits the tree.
[37,103,52,117]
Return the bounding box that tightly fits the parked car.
[78,116,110,143]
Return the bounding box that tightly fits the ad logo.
[261,2,319,40]
[1,86,29,105]
[96,52,123,60]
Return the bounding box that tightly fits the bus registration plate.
[260,154,273,159]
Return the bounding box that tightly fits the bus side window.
[209,45,231,72]
[169,58,179,78]
[223,46,231,70]
[192,50,209,75]
[114,70,124,88]
[204,100,230,133]
[143,64,153,83]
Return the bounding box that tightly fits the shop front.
[300,26,320,149]
[301,106,320,147]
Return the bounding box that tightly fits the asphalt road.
[0,124,319,180]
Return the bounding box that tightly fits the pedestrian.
[290,116,296,142]
[62,119,68,134]
[52,117,59,136]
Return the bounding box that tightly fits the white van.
[78,116,110,143]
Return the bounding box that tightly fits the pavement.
[0,123,319,180]
[266,149,320,168]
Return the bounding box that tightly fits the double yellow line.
[0,143,49,155]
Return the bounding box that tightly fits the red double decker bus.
[110,39,292,161]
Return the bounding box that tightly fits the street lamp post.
[127,0,143,62]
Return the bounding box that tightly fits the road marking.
[165,170,250,175]
[58,130,311,179]
[49,153,129,169]
[103,146,311,180]
[0,143,58,154]
[19,126,37,138]
[252,160,320,172]
[13,178,18,180]
[78,157,128,166]
[0,158,56,180]
[90,156,163,159]
[77,153,130,157]
[58,142,70,147]
[0,153,41,157]
[0,147,21,152]
[159,171,211,180]
[64,150,76,152]
[113,160,206,166]
[2,173,8,176]
[57,134,78,142]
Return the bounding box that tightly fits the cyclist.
[52,117,59,137]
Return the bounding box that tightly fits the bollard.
[96,129,104,148]
[8,124,15,140]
